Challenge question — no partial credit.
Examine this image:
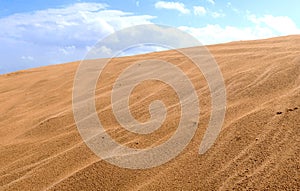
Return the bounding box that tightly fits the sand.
[0,35,299,190]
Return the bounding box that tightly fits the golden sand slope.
[0,35,299,190]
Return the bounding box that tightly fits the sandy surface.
[0,35,299,190]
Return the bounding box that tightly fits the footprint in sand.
[276,107,298,115]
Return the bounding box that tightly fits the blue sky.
[0,0,299,74]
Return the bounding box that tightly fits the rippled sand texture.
[1,35,299,190]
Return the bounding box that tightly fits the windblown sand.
[0,35,299,190]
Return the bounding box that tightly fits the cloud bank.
[180,14,300,45]
[0,3,155,74]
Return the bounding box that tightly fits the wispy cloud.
[206,0,215,5]
[21,56,34,61]
[226,2,239,13]
[155,1,190,14]
[193,6,207,16]
[211,11,225,18]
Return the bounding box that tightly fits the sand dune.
[0,35,299,190]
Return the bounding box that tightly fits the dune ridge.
[0,35,299,190]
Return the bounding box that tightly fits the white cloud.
[59,45,76,55]
[178,25,271,45]
[118,45,168,57]
[21,56,34,61]
[155,1,190,14]
[193,6,207,16]
[206,0,215,5]
[247,14,300,34]
[0,3,155,46]
[179,14,299,45]
[193,7,224,18]
[0,2,155,73]
[87,45,114,58]
[211,11,225,18]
